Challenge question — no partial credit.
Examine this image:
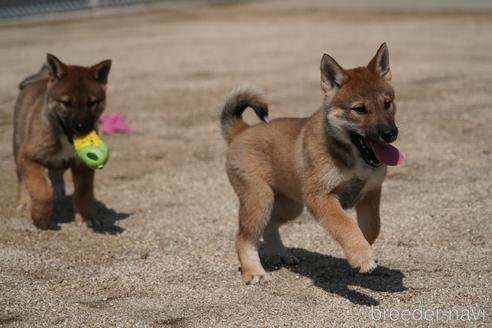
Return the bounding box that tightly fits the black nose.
[381,128,398,143]
[73,123,86,134]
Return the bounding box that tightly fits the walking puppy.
[13,54,111,229]
[220,43,404,284]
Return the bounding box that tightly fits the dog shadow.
[262,247,406,306]
[50,195,129,234]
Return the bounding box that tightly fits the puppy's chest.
[334,167,386,209]
[46,135,74,169]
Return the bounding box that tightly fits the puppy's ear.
[46,53,67,81]
[320,54,346,95]
[368,42,391,81]
[90,59,112,84]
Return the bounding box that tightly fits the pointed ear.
[368,42,391,81]
[320,54,346,94]
[46,53,67,81]
[90,59,112,84]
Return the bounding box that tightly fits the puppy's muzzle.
[380,127,398,143]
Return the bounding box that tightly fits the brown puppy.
[220,43,404,284]
[13,54,111,229]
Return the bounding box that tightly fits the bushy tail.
[220,85,269,144]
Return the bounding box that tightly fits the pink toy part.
[99,112,131,135]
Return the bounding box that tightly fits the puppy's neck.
[321,105,356,169]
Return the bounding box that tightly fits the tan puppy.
[220,43,404,284]
[13,54,111,229]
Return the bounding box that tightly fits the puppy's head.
[321,43,403,167]
[45,54,111,140]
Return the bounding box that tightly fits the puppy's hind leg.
[234,180,274,285]
[263,194,303,267]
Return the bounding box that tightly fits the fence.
[0,0,165,19]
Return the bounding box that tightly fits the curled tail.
[220,85,269,144]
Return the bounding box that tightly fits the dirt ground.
[0,0,491,327]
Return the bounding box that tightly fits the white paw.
[358,258,377,273]
[347,247,377,274]
[242,271,271,285]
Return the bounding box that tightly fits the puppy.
[220,43,404,284]
[13,54,111,229]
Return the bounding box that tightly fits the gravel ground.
[0,1,491,327]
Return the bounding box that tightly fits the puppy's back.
[13,69,48,158]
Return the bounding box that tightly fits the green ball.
[75,141,109,170]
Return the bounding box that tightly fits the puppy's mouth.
[350,132,405,167]
[350,132,381,167]
[56,116,74,144]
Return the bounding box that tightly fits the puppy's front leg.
[71,160,95,225]
[356,187,381,245]
[15,165,30,212]
[49,169,66,199]
[305,194,377,273]
[18,157,53,229]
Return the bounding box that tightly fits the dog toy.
[73,130,109,170]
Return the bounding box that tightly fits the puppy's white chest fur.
[334,163,386,209]
[356,161,387,194]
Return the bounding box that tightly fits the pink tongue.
[368,141,405,166]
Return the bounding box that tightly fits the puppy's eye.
[87,99,99,108]
[384,100,392,109]
[352,106,367,114]
[58,99,71,107]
